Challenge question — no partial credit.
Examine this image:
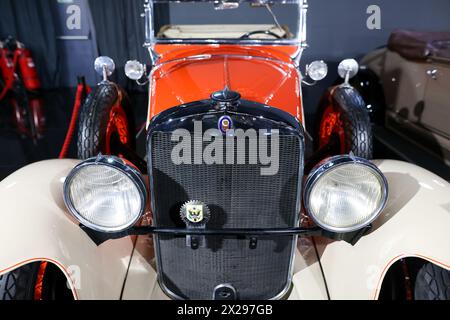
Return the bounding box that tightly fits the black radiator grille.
[150,130,302,300]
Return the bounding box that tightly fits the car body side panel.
[315,160,450,300]
[381,51,428,117]
[148,45,303,122]
[422,59,450,165]
[0,160,135,300]
[362,49,450,165]
[422,59,450,137]
[362,48,428,117]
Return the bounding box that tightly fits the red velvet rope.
[0,50,19,101]
[58,83,91,159]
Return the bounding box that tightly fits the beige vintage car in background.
[353,30,450,170]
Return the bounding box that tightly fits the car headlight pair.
[304,155,388,233]
[64,154,387,235]
[63,156,146,233]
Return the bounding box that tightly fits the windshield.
[150,0,304,44]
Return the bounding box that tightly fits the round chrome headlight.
[304,155,388,233]
[63,156,147,233]
[124,60,145,81]
[306,60,328,81]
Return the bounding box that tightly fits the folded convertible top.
[388,29,450,60]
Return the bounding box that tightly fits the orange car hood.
[149,47,303,122]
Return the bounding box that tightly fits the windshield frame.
[144,0,308,47]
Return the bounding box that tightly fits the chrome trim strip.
[300,0,308,45]
[154,39,301,45]
[273,133,304,301]
[147,135,186,300]
[144,0,155,47]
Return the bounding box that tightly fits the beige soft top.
[157,24,289,40]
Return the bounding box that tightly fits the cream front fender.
[315,160,450,300]
[0,160,136,300]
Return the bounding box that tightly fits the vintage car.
[0,0,449,301]
[350,30,450,168]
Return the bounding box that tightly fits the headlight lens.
[307,60,328,81]
[304,155,388,233]
[124,60,145,81]
[64,156,146,233]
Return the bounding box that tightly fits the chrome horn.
[94,56,115,82]
[125,60,148,85]
[302,60,328,86]
[338,59,359,86]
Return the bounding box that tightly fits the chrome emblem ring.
[218,115,233,134]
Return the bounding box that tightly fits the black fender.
[77,82,135,160]
[315,85,373,159]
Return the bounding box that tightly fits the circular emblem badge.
[180,200,211,228]
[218,116,233,134]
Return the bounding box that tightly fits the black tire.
[415,263,450,300]
[0,262,40,300]
[77,82,135,160]
[315,86,373,159]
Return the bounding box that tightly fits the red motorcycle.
[0,37,45,140]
